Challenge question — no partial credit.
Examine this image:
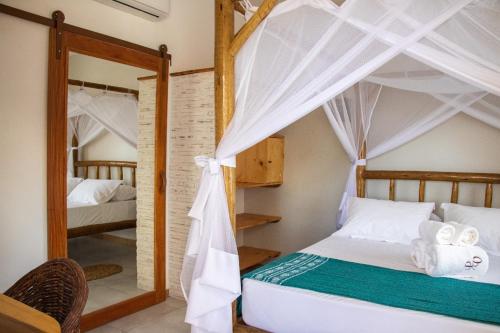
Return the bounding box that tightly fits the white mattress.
[242,235,500,333]
[67,200,137,229]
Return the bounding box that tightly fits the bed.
[67,160,137,238]
[240,168,500,333]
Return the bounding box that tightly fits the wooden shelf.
[238,246,280,271]
[236,213,281,231]
[236,181,282,188]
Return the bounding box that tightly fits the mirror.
[47,27,168,329]
[66,52,157,313]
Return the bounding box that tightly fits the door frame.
[46,11,169,331]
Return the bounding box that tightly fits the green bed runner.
[242,253,500,325]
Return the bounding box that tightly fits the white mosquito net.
[181,1,500,332]
[67,89,138,177]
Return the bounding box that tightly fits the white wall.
[69,53,154,90]
[1,0,216,72]
[0,0,216,291]
[244,110,351,255]
[0,15,49,290]
[368,113,500,209]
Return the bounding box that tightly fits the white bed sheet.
[67,200,136,229]
[242,235,500,333]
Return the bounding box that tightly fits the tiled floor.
[68,236,148,314]
[87,297,190,333]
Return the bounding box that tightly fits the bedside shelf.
[236,213,281,231]
[236,181,282,188]
[238,246,280,271]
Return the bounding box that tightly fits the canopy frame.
[214,0,278,329]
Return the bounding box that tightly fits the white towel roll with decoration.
[425,244,489,278]
[446,221,479,247]
[410,239,428,269]
[418,220,455,245]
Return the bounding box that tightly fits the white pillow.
[336,197,435,244]
[442,203,500,255]
[111,185,136,201]
[68,179,122,205]
[67,177,83,196]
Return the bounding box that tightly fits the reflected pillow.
[112,185,136,201]
[67,177,84,196]
[336,197,435,244]
[442,203,500,255]
[68,179,122,205]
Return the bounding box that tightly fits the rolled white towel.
[418,220,455,245]
[425,244,489,278]
[446,221,479,247]
[410,239,428,269]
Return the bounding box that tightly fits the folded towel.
[425,244,489,278]
[410,239,427,269]
[418,220,455,245]
[446,221,479,247]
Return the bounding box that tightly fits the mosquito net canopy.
[181,1,500,332]
[66,89,138,177]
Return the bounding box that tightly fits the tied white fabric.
[194,156,236,175]
[181,155,240,333]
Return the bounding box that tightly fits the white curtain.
[323,82,382,226]
[181,0,500,332]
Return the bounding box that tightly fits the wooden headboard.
[356,168,500,208]
[74,160,137,187]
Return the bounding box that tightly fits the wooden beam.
[363,170,500,184]
[215,0,237,326]
[229,0,277,56]
[234,1,246,16]
[68,79,139,97]
[215,0,236,230]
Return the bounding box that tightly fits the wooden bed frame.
[67,160,138,238]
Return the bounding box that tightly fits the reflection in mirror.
[66,52,157,314]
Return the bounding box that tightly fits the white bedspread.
[242,235,500,333]
[67,200,136,229]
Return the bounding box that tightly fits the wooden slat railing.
[359,170,500,208]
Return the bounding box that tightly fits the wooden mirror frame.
[46,11,169,331]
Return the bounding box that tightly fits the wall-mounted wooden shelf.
[238,246,280,271]
[236,181,282,188]
[236,135,284,188]
[236,213,281,231]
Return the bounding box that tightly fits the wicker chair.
[5,258,88,333]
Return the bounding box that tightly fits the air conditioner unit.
[94,0,170,21]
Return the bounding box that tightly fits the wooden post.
[215,0,236,233]
[418,180,426,202]
[356,142,366,198]
[485,183,493,208]
[215,1,278,329]
[72,135,78,176]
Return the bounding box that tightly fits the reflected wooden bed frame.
[355,143,500,207]
[67,160,138,238]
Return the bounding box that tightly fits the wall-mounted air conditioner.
[94,0,170,21]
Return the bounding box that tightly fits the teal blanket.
[242,253,500,325]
